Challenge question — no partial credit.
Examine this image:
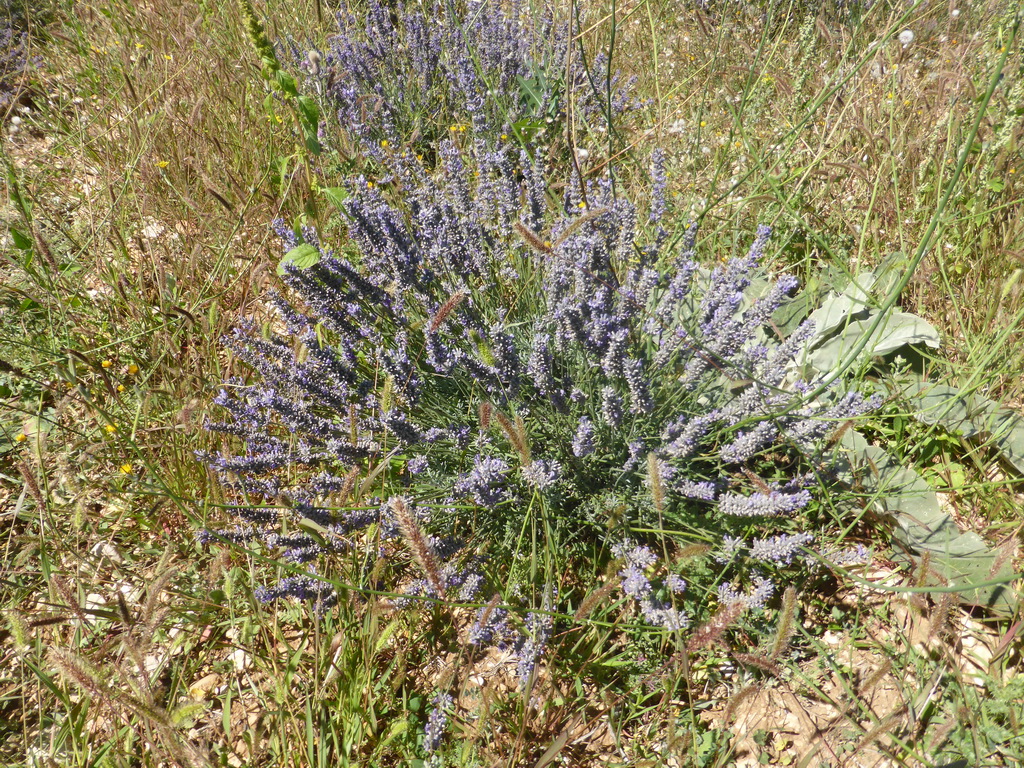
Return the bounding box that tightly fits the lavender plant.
[200,135,879,633]
[286,0,636,160]
[203,5,890,757]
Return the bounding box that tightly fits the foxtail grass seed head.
[390,497,444,596]
[646,453,665,513]
[429,292,467,333]
[769,586,798,661]
[687,601,746,653]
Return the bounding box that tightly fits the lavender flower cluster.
[288,0,636,157]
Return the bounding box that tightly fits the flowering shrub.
[206,0,886,757]
[201,136,878,630]
[287,0,636,159]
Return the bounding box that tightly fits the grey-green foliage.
[778,257,1021,612]
[905,382,1024,476]
[944,674,1024,765]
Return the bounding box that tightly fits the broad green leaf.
[904,381,1024,475]
[303,129,322,156]
[517,74,547,112]
[296,94,319,126]
[277,243,321,275]
[10,228,32,252]
[511,117,545,143]
[274,70,299,97]
[322,187,350,210]
[804,272,877,345]
[772,288,816,337]
[829,431,1014,613]
[791,254,908,348]
[807,312,940,374]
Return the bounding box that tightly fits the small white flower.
[899,29,915,47]
[951,9,960,18]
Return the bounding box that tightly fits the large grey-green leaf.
[904,381,1024,475]
[807,312,941,375]
[783,253,911,349]
[828,431,1014,613]
[805,272,878,346]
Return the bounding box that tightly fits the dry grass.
[1,0,1022,765]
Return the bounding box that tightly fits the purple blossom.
[665,573,687,594]
[455,455,510,508]
[572,417,595,458]
[717,574,775,611]
[612,543,658,569]
[748,575,776,610]
[0,25,36,110]
[457,571,484,602]
[407,456,429,474]
[600,386,624,427]
[521,459,561,490]
[719,421,780,463]
[716,535,746,563]
[611,543,688,630]
[640,599,688,631]
[622,441,646,473]
[718,489,812,517]
[515,611,552,686]
[254,574,337,613]
[624,357,654,414]
[423,692,453,754]
[673,478,718,501]
[661,412,721,459]
[200,35,886,671]
[313,0,635,155]
[620,565,652,598]
[469,602,509,646]
[823,543,870,566]
[750,532,815,565]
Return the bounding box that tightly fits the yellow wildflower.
[15,433,27,443]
